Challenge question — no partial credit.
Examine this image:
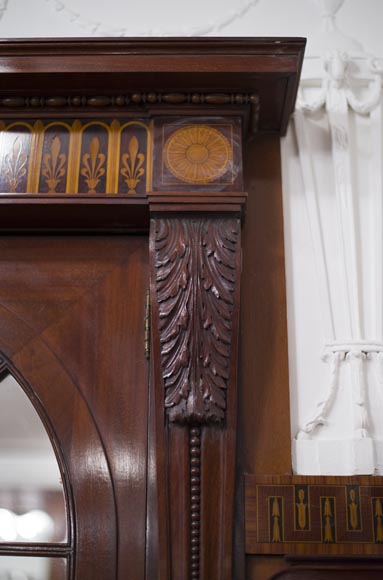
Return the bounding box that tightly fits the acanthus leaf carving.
[153,216,240,424]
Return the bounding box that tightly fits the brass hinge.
[144,289,150,360]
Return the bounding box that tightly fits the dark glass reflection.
[0,375,67,543]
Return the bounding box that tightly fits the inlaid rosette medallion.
[164,124,232,184]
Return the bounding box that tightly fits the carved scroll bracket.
[151,213,240,424]
[149,190,245,425]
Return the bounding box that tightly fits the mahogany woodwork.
[240,134,292,477]
[152,215,241,424]
[149,189,244,578]
[0,38,308,580]
[0,38,305,135]
[0,236,149,579]
[269,556,383,580]
[238,134,292,580]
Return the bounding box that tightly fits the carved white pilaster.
[286,0,383,475]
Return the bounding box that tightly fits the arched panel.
[0,371,67,544]
[0,234,149,579]
[0,316,117,580]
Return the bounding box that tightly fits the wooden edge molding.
[0,37,306,135]
[148,191,247,213]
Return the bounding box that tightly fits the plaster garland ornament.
[298,51,383,115]
[42,0,260,36]
[0,0,7,19]
[297,351,344,439]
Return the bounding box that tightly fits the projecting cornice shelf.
[0,37,305,134]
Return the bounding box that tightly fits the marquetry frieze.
[0,116,243,195]
[245,475,383,555]
[0,119,151,195]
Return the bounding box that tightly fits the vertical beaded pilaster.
[190,426,201,579]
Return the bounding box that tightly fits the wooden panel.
[0,236,149,579]
[238,134,292,580]
[270,567,383,580]
[240,133,291,476]
[269,557,383,580]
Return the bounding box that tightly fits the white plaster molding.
[294,108,336,342]
[297,351,343,438]
[290,1,383,474]
[370,99,383,340]
[42,0,261,36]
[324,341,383,353]
[346,350,369,438]
[298,52,383,114]
[373,352,383,386]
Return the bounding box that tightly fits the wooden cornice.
[0,37,305,135]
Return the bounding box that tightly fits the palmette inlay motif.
[153,216,240,424]
[81,136,106,193]
[164,125,232,184]
[121,136,145,194]
[42,136,66,193]
[4,137,27,193]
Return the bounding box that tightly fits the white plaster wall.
[0,0,382,475]
[0,0,379,53]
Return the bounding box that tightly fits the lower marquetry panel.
[245,474,383,555]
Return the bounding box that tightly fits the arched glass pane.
[0,374,67,543]
[0,556,66,579]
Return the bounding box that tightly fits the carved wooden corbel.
[152,215,240,424]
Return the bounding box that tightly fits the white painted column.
[283,0,383,475]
